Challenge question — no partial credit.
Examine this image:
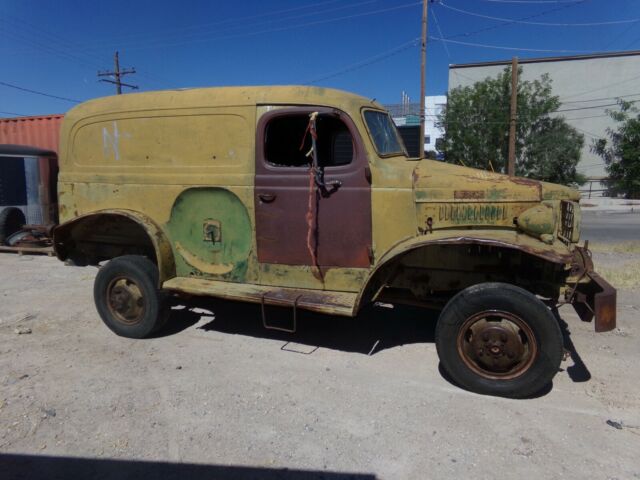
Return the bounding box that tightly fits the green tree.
[592,100,640,199]
[439,67,585,186]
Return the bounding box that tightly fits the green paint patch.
[487,187,508,201]
[166,188,251,282]
[414,190,429,201]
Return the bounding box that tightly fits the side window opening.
[264,114,354,168]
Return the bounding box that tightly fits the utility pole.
[508,56,518,176]
[98,51,138,95]
[419,0,429,159]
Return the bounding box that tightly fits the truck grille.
[559,200,575,243]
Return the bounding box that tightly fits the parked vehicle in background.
[53,86,616,398]
[0,114,62,253]
[0,146,57,251]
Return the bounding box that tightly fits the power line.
[0,13,168,91]
[0,111,29,117]
[431,7,451,59]
[429,36,591,53]
[476,0,583,3]
[561,72,640,100]
[0,80,81,103]
[0,13,174,90]
[560,93,640,103]
[62,0,356,50]
[556,100,639,113]
[441,0,587,41]
[305,37,420,84]
[440,1,640,26]
[57,1,421,54]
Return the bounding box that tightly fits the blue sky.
[1,0,639,116]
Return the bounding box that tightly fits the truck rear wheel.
[94,255,168,338]
[0,207,26,245]
[435,282,563,398]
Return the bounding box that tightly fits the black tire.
[435,282,563,398]
[0,207,26,245]
[94,255,168,338]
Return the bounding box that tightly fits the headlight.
[516,203,557,244]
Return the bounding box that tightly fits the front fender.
[53,209,176,286]
[355,229,574,312]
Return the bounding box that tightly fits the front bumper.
[568,246,617,332]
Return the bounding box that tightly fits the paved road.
[581,211,640,243]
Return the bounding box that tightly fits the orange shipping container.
[0,114,64,154]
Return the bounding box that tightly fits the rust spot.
[454,190,485,200]
[510,177,539,187]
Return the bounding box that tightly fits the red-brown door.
[255,107,372,268]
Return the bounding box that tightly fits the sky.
[1,0,640,116]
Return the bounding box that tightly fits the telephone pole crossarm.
[97,51,137,95]
[99,79,139,90]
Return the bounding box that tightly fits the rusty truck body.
[53,86,616,397]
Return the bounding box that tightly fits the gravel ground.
[1,253,639,480]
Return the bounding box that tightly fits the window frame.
[360,108,408,158]
[256,106,365,175]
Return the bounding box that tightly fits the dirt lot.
[1,250,639,480]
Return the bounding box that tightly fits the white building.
[424,95,446,153]
[388,95,447,155]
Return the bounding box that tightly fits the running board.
[162,277,357,317]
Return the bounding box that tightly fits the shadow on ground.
[0,453,377,480]
[553,308,592,383]
[155,297,438,356]
[153,297,591,398]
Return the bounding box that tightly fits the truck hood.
[412,160,580,203]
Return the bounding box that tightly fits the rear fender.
[53,209,175,286]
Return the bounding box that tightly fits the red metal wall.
[0,114,64,154]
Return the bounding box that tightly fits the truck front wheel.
[436,282,563,398]
[94,255,168,338]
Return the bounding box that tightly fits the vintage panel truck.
[53,86,616,397]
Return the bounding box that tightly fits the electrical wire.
[560,93,640,103]
[476,0,584,3]
[441,0,587,41]
[429,36,592,53]
[431,7,451,59]
[561,72,640,100]
[0,81,81,103]
[440,1,640,27]
[0,15,173,90]
[0,111,29,117]
[53,1,421,54]
[51,0,358,49]
[305,37,420,84]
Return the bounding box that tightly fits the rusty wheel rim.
[106,277,145,325]
[456,310,538,380]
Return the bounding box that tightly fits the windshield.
[363,110,407,156]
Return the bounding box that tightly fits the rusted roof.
[0,114,64,154]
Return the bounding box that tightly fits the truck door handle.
[258,193,277,203]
